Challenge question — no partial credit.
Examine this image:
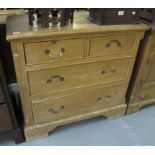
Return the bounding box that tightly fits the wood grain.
[28,57,131,96]
[6,12,148,140]
[24,37,84,65]
[127,29,155,113]
[89,34,137,57]
[32,84,124,124]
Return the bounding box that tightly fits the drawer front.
[89,34,137,57]
[24,38,84,65]
[0,104,13,133]
[133,86,155,103]
[28,58,131,96]
[32,84,124,123]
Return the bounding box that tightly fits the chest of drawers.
[126,25,155,113]
[6,12,148,141]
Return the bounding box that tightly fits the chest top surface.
[6,12,149,41]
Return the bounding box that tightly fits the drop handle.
[48,106,65,113]
[59,48,65,56]
[101,70,107,75]
[97,95,111,102]
[45,49,50,55]
[59,48,65,53]
[101,68,116,75]
[44,48,65,58]
[46,75,64,84]
[105,40,122,48]
[138,94,149,100]
[44,49,53,58]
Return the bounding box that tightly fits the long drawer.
[24,38,84,65]
[89,34,137,57]
[28,57,131,96]
[0,104,13,133]
[32,84,124,124]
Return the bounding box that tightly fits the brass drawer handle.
[105,40,122,48]
[46,75,64,84]
[44,48,65,58]
[138,94,149,100]
[101,68,116,75]
[101,70,107,75]
[44,49,53,58]
[48,106,65,113]
[97,95,111,102]
[59,48,65,56]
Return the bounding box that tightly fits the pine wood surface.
[7,11,148,141]
[127,26,155,113]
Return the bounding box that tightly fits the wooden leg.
[127,100,155,114]
[126,102,141,114]
[24,125,56,141]
[24,104,127,141]
[102,104,126,119]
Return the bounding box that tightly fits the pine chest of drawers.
[6,12,148,141]
[126,25,155,113]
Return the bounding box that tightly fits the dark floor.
[0,104,155,146]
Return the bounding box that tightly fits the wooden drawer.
[28,57,131,96]
[32,84,124,123]
[24,38,84,65]
[0,104,13,133]
[89,34,137,57]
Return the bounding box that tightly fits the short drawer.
[28,57,131,96]
[0,104,13,133]
[89,34,137,57]
[133,86,155,103]
[32,84,124,123]
[24,38,84,65]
